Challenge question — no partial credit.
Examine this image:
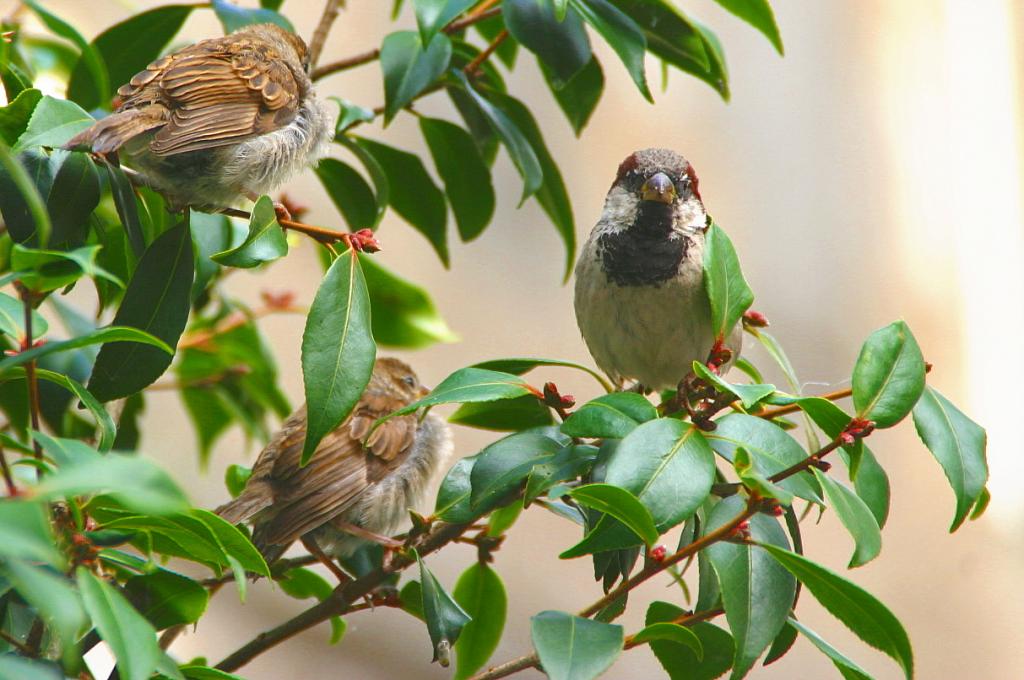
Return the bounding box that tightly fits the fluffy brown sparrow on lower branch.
[215,358,452,577]
[66,23,333,212]
[574,148,741,391]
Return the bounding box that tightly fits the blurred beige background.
[9,0,1024,678]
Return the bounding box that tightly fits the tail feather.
[214,487,273,526]
[65,106,165,154]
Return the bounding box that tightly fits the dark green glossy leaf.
[435,455,477,522]
[77,567,161,680]
[331,96,376,134]
[450,394,553,431]
[211,195,287,267]
[336,134,389,227]
[646,601,734,680]
[692,362,775,410]
[912,385,987,531]
[9,243,121,292]
[703,222,753,341]
[712,0,783,54]
[361,253,457,348]
[452,562,506,679]
[11,95,93,152]
[33,367,115,452]
[851,321,925,428]
[763,619,797,665]
[472,357,612,392]
[470,430,564,508]
[707,414,823,504]
[355,136,448,265]
[300,250,375,463]
[188,509,270,576]
[707,495,795,679]
[0,145,51,246]
[211,0,294,32]
[504,0,591,83]
[561,392,657,439]
[569,483,658,546]
[0,88,42,146]
[788,618,873,680]
[24,1,109,112]
[0,657,62,680]
[733,447,793,505]
[3,559,85,660]
[381,30,452,124]
[0,500,62,566]
[543,57,603,136]
[417,552,471,665]
[0,291,47,341]
[190,211,233,301]
[102,160,146,257]
[414,0,476,43]
[604,419,714,530]
[383,367,534,420]
[570,0,651,100]
[632,623,703,660]
[531,610,623,680]
[89,220,193,401]
[420,116,495,242]
[474,14,519,68]
[46,150,99,245]
[813,468,881,568]
[67,5,192,110]
[316,158,376,230]
[762,546,913,679]
[451,72,543,203]
[125,569,209,629]
[0,326,170,375]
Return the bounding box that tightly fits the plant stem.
[0,628,32,654]
[15,284,42,480]
[218,207,356,246]
[465,29,508,76]
[308,0,345,69]
[623,607,724,650]
[754,386,852,419]
[176,304,305,351]
[0,442,15,496]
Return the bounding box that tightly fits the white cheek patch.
[597,186,639,234]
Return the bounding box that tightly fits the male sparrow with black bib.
[574,148,742,391]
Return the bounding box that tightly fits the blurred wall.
[11,0,1024,678]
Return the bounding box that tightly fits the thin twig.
[218,207,360,247]
[308,0,345,69]
[0,627,32,654]
[464,29,508,76]
[177,305,305,351]
[623,608,724,650]
[0,442,16,496]
[15,284,42,480]
[754,387,852,420]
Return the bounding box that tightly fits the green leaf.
[382,367,534,420]
[707,414,824,504]
[46,150,100,245]
[449,394,553,431]
[487,92,576,280]
[66,5,192,110]
[9,243,122,292]
[300,250,375,463]
[77,567,161,680]
[88,221,193,401]
[211,195,286,267]
[711,0,783,54]
[569,483,659,546]
[570,0,651,100]
[335,134,390,227]
[24,0,109,112]
[316,158,376,230]
[453,562,507,679]
[605,419,715,530]
[125,569,209,629]
[0,500,63,566]
[0,89,43,146]
[420,117,495,242]
[2,559,86,660]
[178,667,246,680]
[0,145,51,247]
[380,30,452,124]
[278,568,345,642]
[561,392,657,439]
[32,439,189,514]
[472,357,612,392]
[331,96,376,134]
[434,455,478,522]
[543,57,604,136]
[646,601,734,680]
[762,619,797,665]
[812,468,881,568]
[706,495,795,679]
[762,546,913,679]
[414,0,476,43]
[224,464,252,498]
[34,367,116,452]
[451,72,543,204]
[851,321,925,428]
[11,95,93,152]
[703,222,753,341]
[188,509,270,577]
[354,137,449,265]
[361,254,457,348]
[787,618,873,680]
[0,291,47,341]
[0,326,170,375]
[504,0,592,83]
[103,161,146,257]
[417,551,471,665]
[692,361,775,410]
[0,657,62,680]
[470,430,565,509]
[911,385,987,531]
[531,610,623,680]
[210,0,294,32]
[733,447,793,505]
[631,623,703,660]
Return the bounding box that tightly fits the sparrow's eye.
[402,375,417,388]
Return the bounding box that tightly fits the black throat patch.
[597,202,689,287]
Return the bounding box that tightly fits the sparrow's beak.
[640,172,676,204]
[418,384,431,398]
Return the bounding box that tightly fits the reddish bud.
[1,31,14,44]
[543,382,559,400]
[260,289,297,310]
[31,339,45,349]
[814,459,832,473]
[348,228,381,253]
[649,545,668,562]
[743,310,769,328]
[71,533,90,546]
[276,193,309,221]
[840,432,856,446]
[3,349,17,356]
[560,394,576,408]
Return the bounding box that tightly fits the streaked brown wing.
[256,405,419,545]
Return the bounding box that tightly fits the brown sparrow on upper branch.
[66,23,334,212]
[215,358,453,576]
[574,148,742,391]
